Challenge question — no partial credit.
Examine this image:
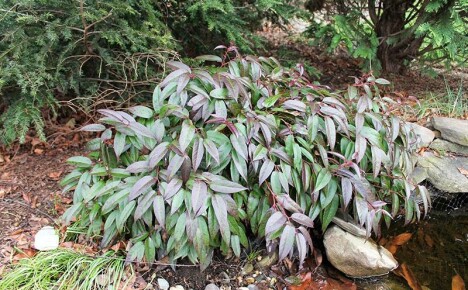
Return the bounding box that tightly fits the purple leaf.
[283,100,306,112]
[341,178,353,209]
[164,178,182,200]
[167,61,191,72]
[160,69,189,88]
[129,122,154,139]
[148,142,169,168]
[181,156,192,184]
[129,176,156,201]
[297,226,314,252]
[192,137,204,171]
[153,195,166,228]
[209,179,247,194]
[134,190,156,220]
[126,161,150,173]
[192,180,208,216]
[166,154,184,180]
[291,213,314,228]
[279,224,295,260]
[212,194,230,245]
[324,116,336,150]
[177,73,190,95]
[296,232,307,269]
[355,113,364,135]
[277,194,303,213]
[259,159,275,185]
[265,211,287,237]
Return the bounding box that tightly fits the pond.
[357,193,468,290]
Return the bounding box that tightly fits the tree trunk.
[374,0,413,73]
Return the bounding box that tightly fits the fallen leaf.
[48,171,63,180]
[34,148,44,155]
[13,248,37,261]
[393,233,413,245]
[452,274,465,290]
[394,263,422,290]
[458,168,468,177]
[22,192,32,204]
[386,232,413,254]
[424,234,434,248]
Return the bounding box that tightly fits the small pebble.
[238,288,249,290]
[170,286,184,290]
[270,278,277,286]
[204,283,220,290]
[245,277,255,284]
[247,285,259,290]
[252,273,257,278]
[256,256,262,261]
[157,278,170,290]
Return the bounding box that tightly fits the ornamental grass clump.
[61,47,430,269]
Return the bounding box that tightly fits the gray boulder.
[432,117,468,146]
[323,226,398,278]
[417,152,468,193]
[429,139,468,156]
[408,122,435,148]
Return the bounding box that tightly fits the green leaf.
[314,168,332,194]
[117,200,136,232]
[322,195,339,231]
[67,156,92,168]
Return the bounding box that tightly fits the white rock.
[34,226,59,251]
[204,283,220,290]
[324,226,398,278]
[157,278,170,290]
[170,286,184,290]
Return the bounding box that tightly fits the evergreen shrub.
[62,48,430,269]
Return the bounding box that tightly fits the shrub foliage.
[0,0,176,144]
[62,48,430,269]
[307,0,467,73]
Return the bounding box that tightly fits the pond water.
[357,197,468,290]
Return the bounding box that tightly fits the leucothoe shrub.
[61,47,430,269]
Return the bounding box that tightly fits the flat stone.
[432,117,468,146]
[417,152,468,193]
[410,166,428,184]
[429,139,468,156]
[324,226,398,278]
[408,122,435,148]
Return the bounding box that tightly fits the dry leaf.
[394,263,422,290]
[392,233,413,245]
[48,171,63,180]
[33,148,44,155]
[424,234,434,248]
[452,274,466,290]
[458,167,468,177]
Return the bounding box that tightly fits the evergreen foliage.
[61,49,429,269]
[306,0,467,73]
[0,0,299,145]
[0,0,175,144]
